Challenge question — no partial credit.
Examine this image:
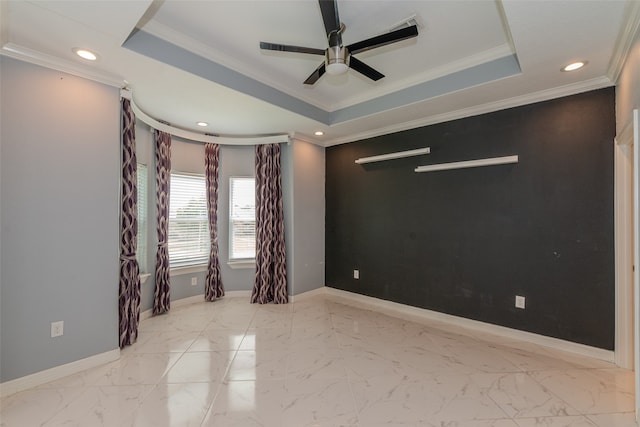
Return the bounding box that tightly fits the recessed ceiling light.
[196,122,208,127]
[73,48,98,61]
[314,131,324,136]
[562,61,586,72]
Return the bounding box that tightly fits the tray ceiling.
[1,0,634,145]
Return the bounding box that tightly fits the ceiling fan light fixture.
[326,62,349,75]
[326,45,350,75]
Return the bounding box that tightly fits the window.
[136,163,148,274]
[229,177,255,260]
[168,172,209,267]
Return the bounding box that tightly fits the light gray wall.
[165,137,210,302]
[282,139,327,296]
[615,26,640,364]
[0,59,324,384]
[616,28,640,133]
[136,132,258,313]
[290,139,325,295]
[0,58,120,382]
[135,120,156,311]
[215,141,325,297]
[281,142,294,295]
[218,145,255,291]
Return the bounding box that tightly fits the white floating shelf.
[414,155,519,173]
[355,147,431,164]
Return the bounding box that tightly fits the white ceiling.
[1,0,637,146]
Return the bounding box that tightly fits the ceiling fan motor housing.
[326,45,350,74]
[259,0,418,84]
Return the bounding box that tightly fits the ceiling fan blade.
[319,0,341,36]
[349,56,384,81]
[347,25,418,55]
[260,42,325,56]
[304,62,327,85]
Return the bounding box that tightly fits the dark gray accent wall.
[325,88,615,350]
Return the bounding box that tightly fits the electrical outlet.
[353,269,360,279]
[191,277,197,286]
[51,321,64,337]
[515,295,526,309]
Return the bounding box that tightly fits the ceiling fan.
[259,0,419,85]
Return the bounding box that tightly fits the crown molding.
[325,76,613,146]
[607,0,640,83]
[1,42,124,88]
[291,133,325,147]
[122,89,290,146]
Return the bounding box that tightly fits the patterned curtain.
[204,143,224,301]
[118,98,142,348]
[153,130,171,315]
[251,143,288,304]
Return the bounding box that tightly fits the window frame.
[136,163,148,275]
[228,176,256,262]
[167,171,209,269]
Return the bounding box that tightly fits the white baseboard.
[137,285,613,363]
[225,290,252,298]
[290,286,326,302]
[0,349,120,398]
[140,291,254,320]
[140,294,205,320]
[324,287,615,363]
[4,285,611,398]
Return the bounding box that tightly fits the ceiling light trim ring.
[72,47,98,61]
[562,61,587,72]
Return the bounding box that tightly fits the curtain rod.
[120,89,290,146]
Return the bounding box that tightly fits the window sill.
[140,273,151,284]
[170,264,207,276]
[227,260,255,269]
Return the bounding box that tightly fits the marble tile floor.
[1,293,638,427]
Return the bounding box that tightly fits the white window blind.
[168,172,209,267]
[229,177,255,260]
[136,163,148,274]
